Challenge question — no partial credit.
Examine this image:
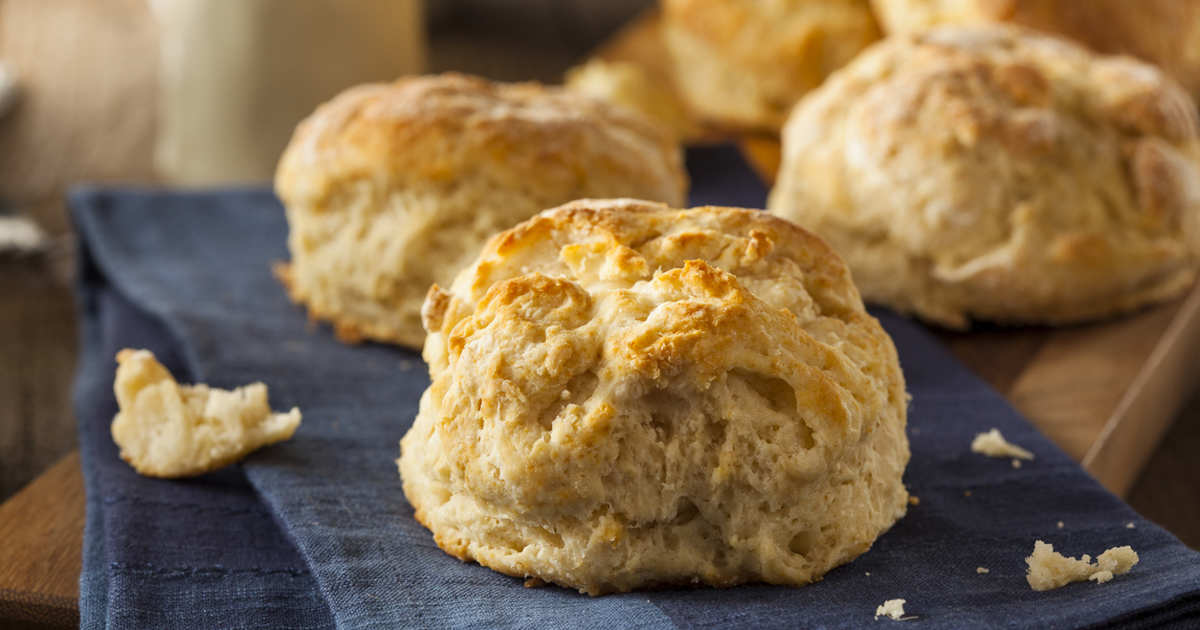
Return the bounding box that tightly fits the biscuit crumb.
[110,349,301,478]
[1057,521,1064,529]
[523,577,547,588]
[972,428,1034,460]
[1089,570,1114,584]
[1012,459,1022,468]
[964,490,972,497]
[908,496,920,506]
[976,567,989,574]
[1126,522,1136,529]
[874,599,908,621]
[1025,540,1139,591]
[865,572,871,576]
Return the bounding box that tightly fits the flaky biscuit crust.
[275,74,687,348]
[662,0,880,131]
[769,26,1200,327]
[399,199,909,595]
[871,0,1200,100]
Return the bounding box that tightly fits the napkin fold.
[72,147,1200,629]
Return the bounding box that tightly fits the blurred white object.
[0,62,19,119]
[0,214,48,256]
[149,0,426,185]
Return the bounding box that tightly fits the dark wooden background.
[0,0,1197,552]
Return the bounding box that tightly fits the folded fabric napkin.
[72,146,1200,629]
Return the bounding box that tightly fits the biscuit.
[565,59,698,142]
[275,73,687,348]
[769,26,1200,327]
[399,199,909,595]
[662,0,880,131]
[111,349,301,478]
[871,0,1200,101]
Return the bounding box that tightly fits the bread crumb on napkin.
[976,567,989,574]
[111,348,301,478]
[972,428,1034,460]
[1025,540,1139,591]
[875,598,909,621]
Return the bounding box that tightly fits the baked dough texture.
[661,0,879,131]
[111,349,301,478]
[768,26,1200,327]
[871,0,1200,101]
[275,73,687,348]
[399,199,910,595]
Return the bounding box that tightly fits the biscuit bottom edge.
[272,260,426,349]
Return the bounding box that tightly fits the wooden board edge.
[0,451,84,625]
[0,588,79,628]
[1083,282,1200,495]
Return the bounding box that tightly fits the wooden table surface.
[2,4,1200,628]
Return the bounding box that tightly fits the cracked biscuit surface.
[399,199,909,595]
[275,73,686,348]
[769,25,1200,327]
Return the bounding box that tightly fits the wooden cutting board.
[3,9,1200,628]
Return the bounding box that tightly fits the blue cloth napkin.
[72,146,1200,629]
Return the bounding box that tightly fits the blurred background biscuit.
[661,0,880,131]
[871,0,1200,105]
[565,59,698,142]
[769,25,1200,327]
[275,73,687,348]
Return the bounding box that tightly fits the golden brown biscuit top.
[422,199,883,379]
[452,199,860,317]
[850,26,1198,142]
[275,73,684,209]
[787,25,1200,266]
